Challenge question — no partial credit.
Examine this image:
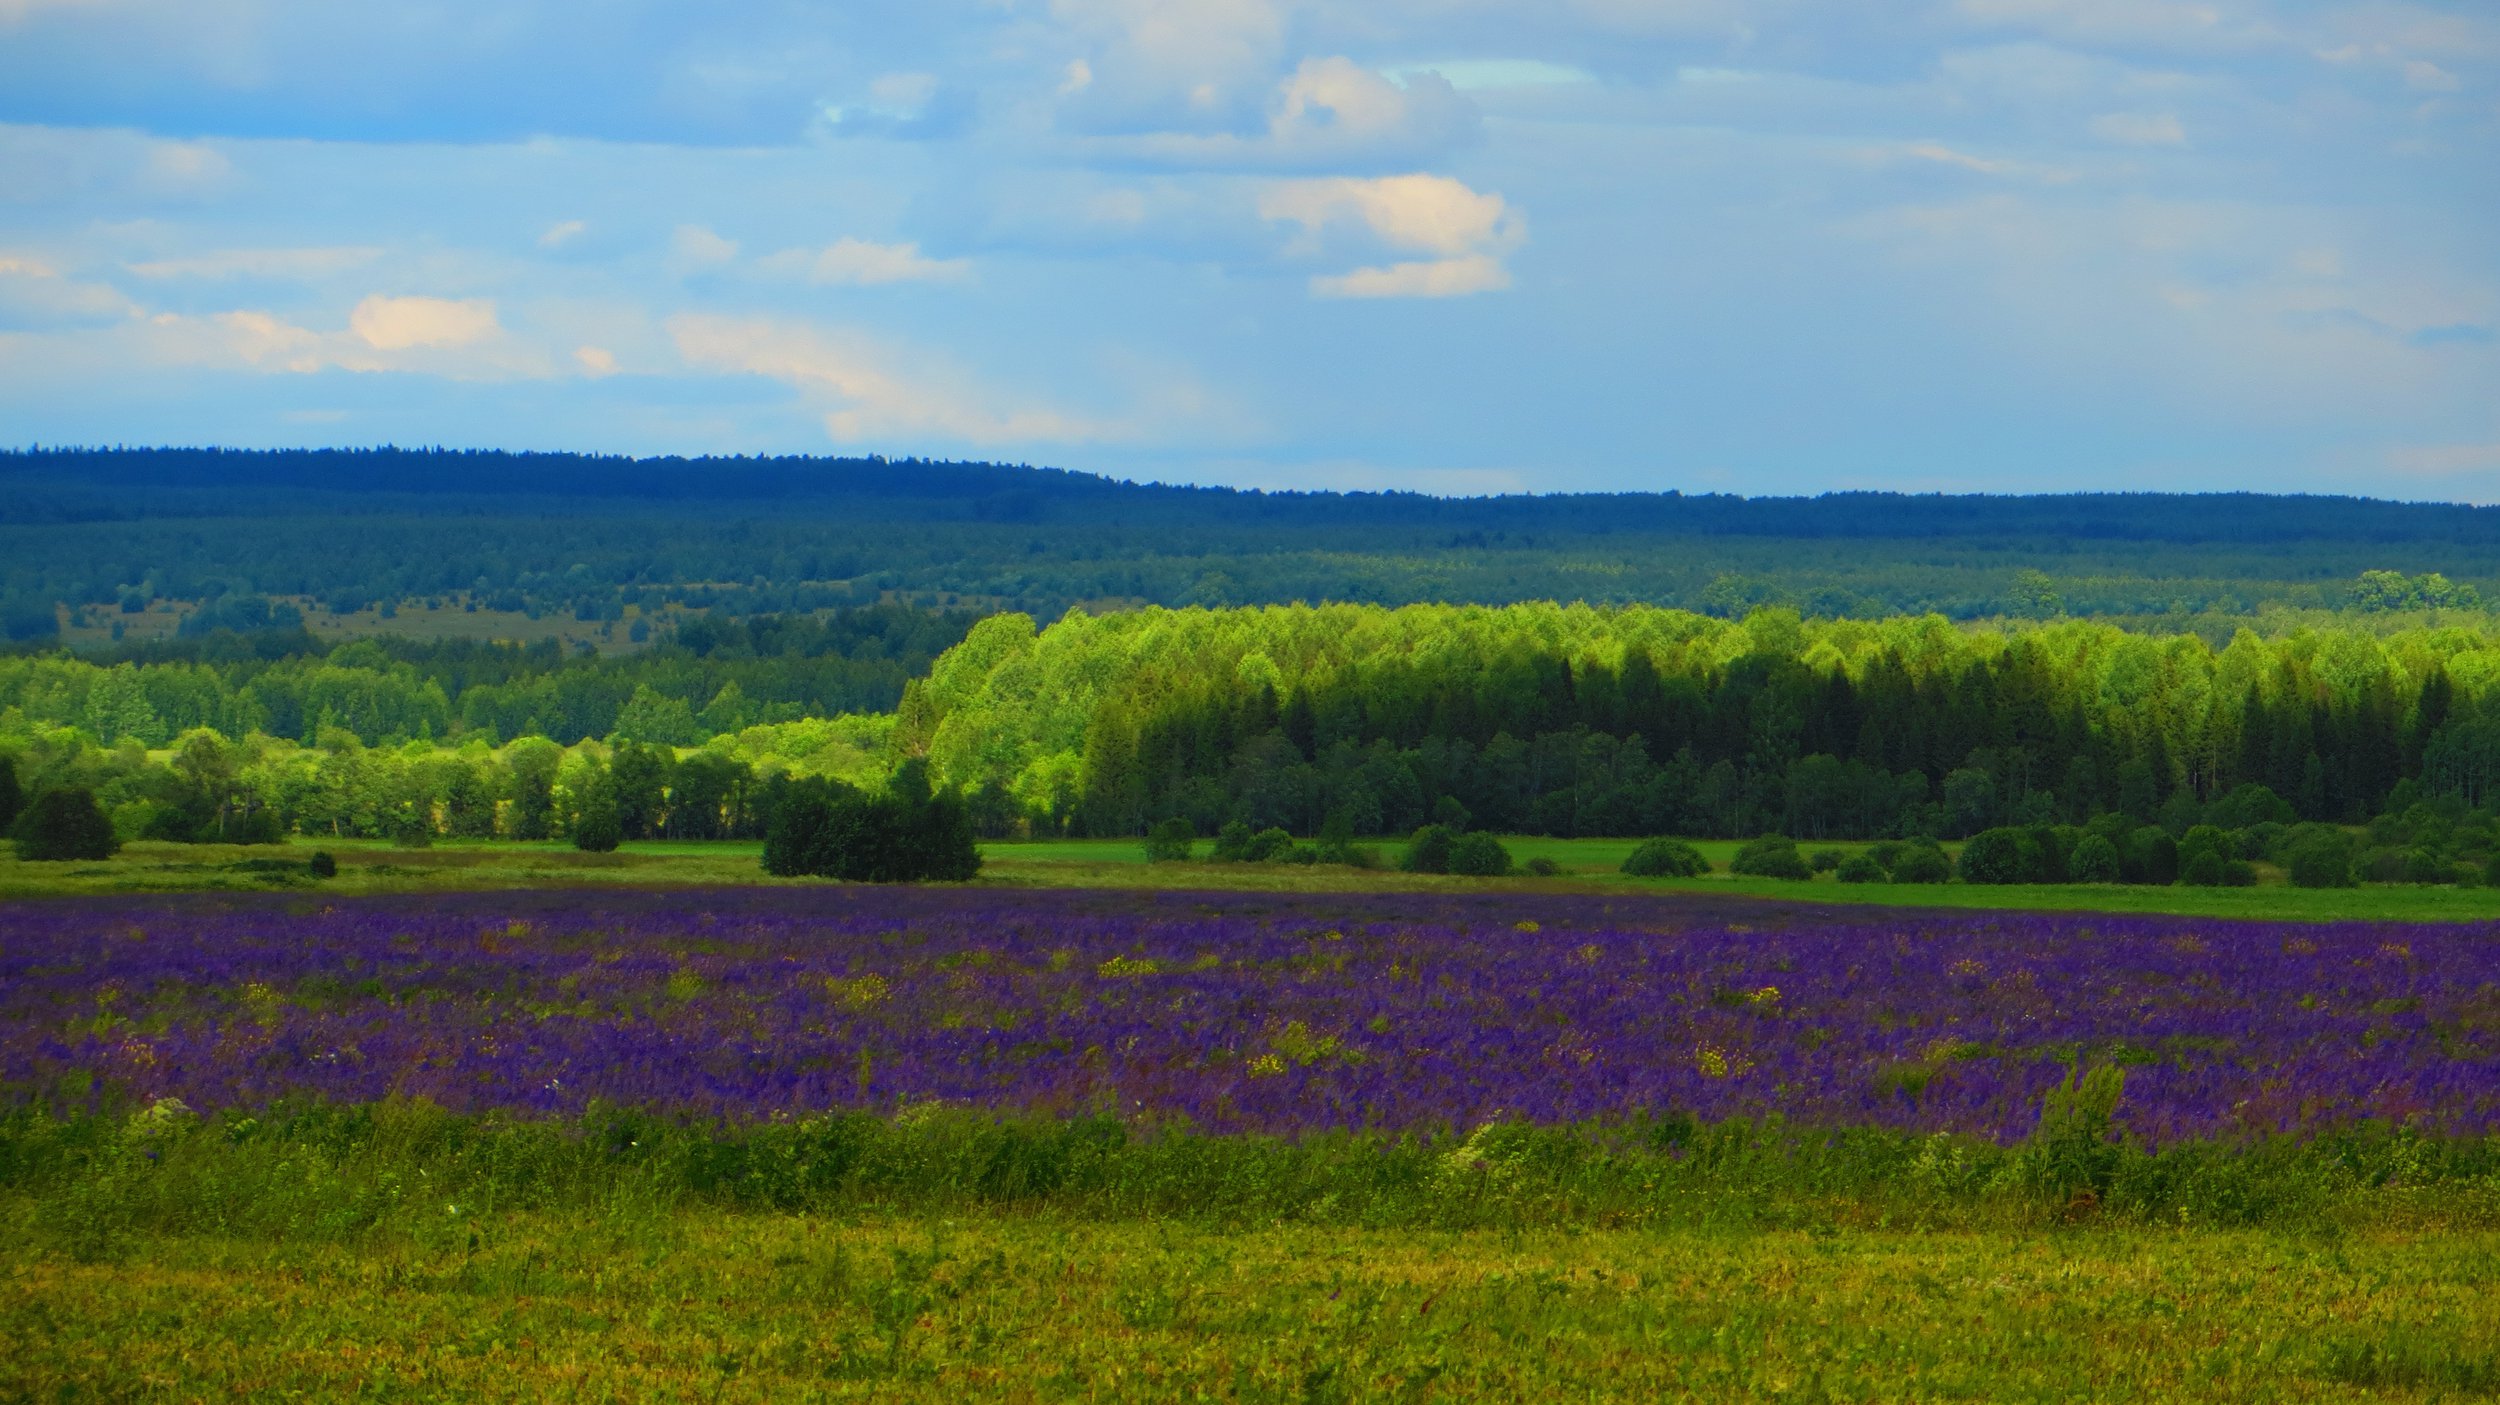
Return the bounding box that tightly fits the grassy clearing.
[10,834,2500,921]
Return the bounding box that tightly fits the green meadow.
[12,832,2500,923]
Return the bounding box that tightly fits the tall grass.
[8,1087,2497,1263]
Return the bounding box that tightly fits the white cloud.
[538,220,587,249]
[1311,253,1510,299]
[2089,111,2188,145]
[869,71,938,108]
[1900,142,2031,177]
[125,298,543,379]
[125,246,383,280]
[348,294,498,350]
[669,224,740,269]
[668,313,1122,445]
[1262,172,1525,298]
[205,310,356,373]
[759,238,972,286]
[574,345,618,377]
[139,140,233,195]
[2401,59,2460,92]
[0,253,138,325]
[1260,172,1519,258]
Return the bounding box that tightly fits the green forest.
[10,447,2500,636]
[15,600,2500,889]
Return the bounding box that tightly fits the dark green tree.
[13,787,119,861]
[1144,816,1196,862]
[573,776,623,852]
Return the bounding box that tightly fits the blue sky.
[0,0,2493,498]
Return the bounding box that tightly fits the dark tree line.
[1067,638,2462,841]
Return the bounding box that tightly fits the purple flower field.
[5,887,2497,1144]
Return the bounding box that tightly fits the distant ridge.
[8,445,2498,546]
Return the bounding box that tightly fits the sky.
[0,0,2494,500]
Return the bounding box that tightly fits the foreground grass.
[11,1213,2500,1402]
[7,1097,2500,1399]
[10,835,2500,923]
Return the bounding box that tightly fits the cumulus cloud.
[348,294,498,350]
[1260,172,1523,296]
[538,220,587,249]
[1261,172,1519,258]
[668,313,1122,445]
[573,345,618,377]
[758,238,972,286]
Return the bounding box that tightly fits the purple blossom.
[4,888,2494,1144]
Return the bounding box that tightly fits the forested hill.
[9,446,2500,634]
[10,445,2500,545]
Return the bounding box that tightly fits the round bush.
[1210,820,1255,862]
[1729,835,1811,880]
[1808,848,1845,873]
[2067,832,2121,883]
[2180,849,2226,887]
[1888,844,1952,884]
[2121,828,2179,886]
[1400,824,1457,874]
[1523,856,1562,877]
[12,786,118,861]
[2286,832,2355,888]
[2403,847,2457,885]
[1620,837,1709,878]
[1956,827,2042,885]
[1447,832,1514,877]
[307,850,338,879]
[1834,853,1886,884]
[1247,827,1296,863]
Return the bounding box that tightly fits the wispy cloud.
[125,246,383,280]
[668,313,1123,445]
[756,238,971,287]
